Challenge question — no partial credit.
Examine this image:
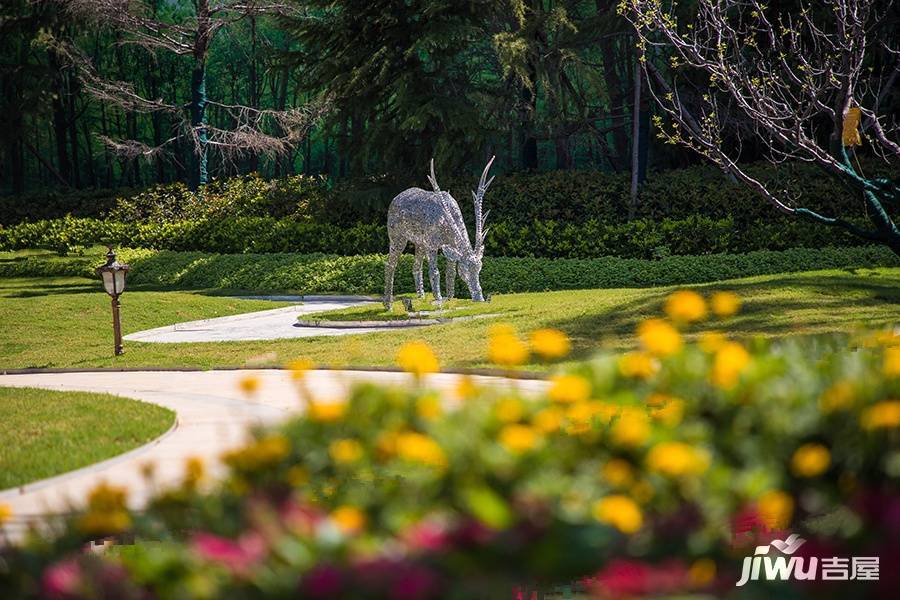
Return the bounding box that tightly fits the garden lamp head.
[96,247,130,298]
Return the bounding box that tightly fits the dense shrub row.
[0,215,867,259]
[4,160,895,229]
[3,246,896,294]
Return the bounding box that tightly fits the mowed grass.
[302,297,505,322]
[0,387,174,489]
[0,267,896,371]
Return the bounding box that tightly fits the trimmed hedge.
[2,246,896,294]
[0,214,870,259]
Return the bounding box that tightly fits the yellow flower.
[600,459,634,488]
[698,331,727,353]
[454,375,478,400]
[331,505,367,534]
[308,400,348,422]
[532,406,564,433]
[375,430,401,458]
[416,395,443,421]
[688,558,717,587]
[238,374,261,396]
[592,495,643,534]
[397,341,439,377]
[495,397,525,422]
[566,400,615,434]
[791,443,831,477]
[637,318,683,356]
[223,435,290,472]
[529,328,571,360]
[885,346,900,378]
[547,374,591,404]
[396,432,448,468]
[710,291,741,317]
[488,331,529,367]
[184,456,206,489]
[618,351,659,379]
[647,394,684,427]
[78,482,131,535]
[329,438,364,464]
[711,342,751,389]
[286,465,310,487]
[646,441,709,477]
[0,503,11,525]
[757,490,794,530]
[610,408,651,447]
[860,400,900,430]
[499,424,541,454]
[286,358,315,380]
[664,290,707,323]
[819,381,855,413]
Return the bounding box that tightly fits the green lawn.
[303,297,505,322]
[0,268,897,371]
[0,387,174,489]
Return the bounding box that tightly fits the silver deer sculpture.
[383,156,495,309]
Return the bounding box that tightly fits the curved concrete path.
[0,369,546,542]
[124,296,385,343]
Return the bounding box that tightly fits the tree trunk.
[189,63,209,190]
[629,52,650,218]
[248,15,259,174]
[48,49,71,186]
[598,2,628,171]
[67,73,81,188]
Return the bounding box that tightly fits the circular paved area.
[0,369,546,542]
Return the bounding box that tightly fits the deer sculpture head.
[427,156,495,302]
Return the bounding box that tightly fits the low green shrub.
[0,214,870,259]
[1,246,895,293]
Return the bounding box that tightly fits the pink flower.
[41,558,82,599]
[191,531,266,576]
[280,499,324,536]
[402,520,450,553]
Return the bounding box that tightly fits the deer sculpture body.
[384,156,495,309]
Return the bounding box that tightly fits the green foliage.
[107,174,328,223]
[1,324,898,598]
[2,246,895,294]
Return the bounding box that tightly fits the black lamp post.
[96,247,130,356]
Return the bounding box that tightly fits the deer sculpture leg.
[384,238,405,310]
[426,249,442,303]
[445,260,456,299]
[413,246,426,298]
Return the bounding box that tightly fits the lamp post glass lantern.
[96,247,130,356]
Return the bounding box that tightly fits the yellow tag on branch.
[842,107,862,147]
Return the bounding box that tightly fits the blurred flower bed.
[1,291,898,599]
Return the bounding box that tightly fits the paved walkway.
[124,296,385,343]
[0,369,546,541]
